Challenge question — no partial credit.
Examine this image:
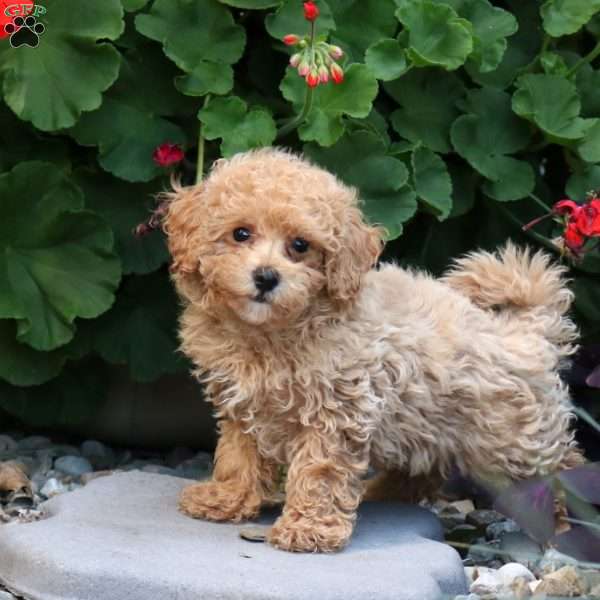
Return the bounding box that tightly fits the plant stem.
[196,95,211,184]
[567,40,600,77]
[528,192,552,212]
[573,406,600,436]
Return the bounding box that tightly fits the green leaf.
[540,52,569,75]
[385,69,465,153]
[304,131,417,239]
[541,0,600,37]
[136,0,246,74]
[122,0,150,10]
[578,120,600,163]
[0,363,107,428]
[91,274,185,382]
[175,63,234,97]
[577,65,600,117]
[198,96,277,156]
[411,147,453,220]
[327,0,398,61]
[219,0,281,7]
[280,64,378,146]
[451,88,534,201]
[365,39,408,81]
[71,47,188,182]
[512,74,597,141]
[0,321,68,386]
[266,0,335,40]
[396,1,473,71]
[75,170,169,275]
[0,162,121,351]
[0,0,123,132]
[566,165,600,199]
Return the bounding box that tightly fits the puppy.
[164,148,583,553]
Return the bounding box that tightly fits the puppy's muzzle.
[253,267,280,298]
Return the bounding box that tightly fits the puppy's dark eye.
[233,227,251,242]
[291,238,309,253]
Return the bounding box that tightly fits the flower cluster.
[152,143,184,167]
[524,193,600,259]
[283,1,344,88]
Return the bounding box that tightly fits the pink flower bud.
[328,45,344,60]
[289,53,302,68]
[318,65,329,83]
[283,34,300,46]
[306,69,320,88]
[297,59,310,76]
[329,62,344,84]
[153,143,184,167]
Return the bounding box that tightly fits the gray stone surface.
[0,472,467,600]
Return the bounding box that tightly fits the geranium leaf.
[397,1,473,71]
[552,526,600,563]
[198,96,277,156]
[540,52,569,75]
[265,0,335,40]
[75,170,169,276]
[90,274,186,382]
[578,120,600,163]
[0,162,121,351]
[327,0,397,61]
[495,477,556,544]
[219,0,281,7]
[577,65,600,117]
[0,0,123,131]
[412,147,453,220]
[0,321,67,386]
[122,0,150,10]
[386,69,465,153]
[558,463,600,503]
[365,38,408,81]
[451,88,534,201]
[136,0,246,72]
[70,47,188,182]
[588,366,600,388]
[281,64,378,146]
[512,74,597,141]
[541,0,600,38]
[304,131,417,239]
[175,63,234,97]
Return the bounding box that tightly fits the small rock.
[509,576,532,599]
[449,499,476,514]
[498,563,535,588]
[536,548,579,575]
[440,511,467,530]
[465,566,496,584]
[454,595,481,600]
[141,464,178,476]
[239,526,269,542]
[467,538,501,565]
[175,457,211,481]
[486,519,521,541]
[589,583,600,598]
[529,580,541,594]
[470,570,502,596]
[499,532,541,569]
[80,440,115,470]
[40,478,68,498]
[54,456,93,478]
[17,436,52,451]
[80,470,113,485]
[0,435,17,453]
[165,446,195,468]
[535,566,587,597]
[466,510,505,530]
[0,590,18,599]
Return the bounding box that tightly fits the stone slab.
[0,472,467,600]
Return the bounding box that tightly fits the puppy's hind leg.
[180,420,276,522]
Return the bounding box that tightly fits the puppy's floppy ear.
[161,180,205,276]
[326,205,383,303]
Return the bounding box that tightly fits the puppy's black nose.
[253,267,280,293]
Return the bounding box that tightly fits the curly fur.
[164,148,583,553]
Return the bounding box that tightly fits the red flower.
[283,34,300,46]
[153,143,184,167]
[564,222,585,251]
[318,65,329,84]
[575,198,600,236]
[553,199,581,217]
[306,69,320,88]
[303,1,319,21]
[330,62,344,84]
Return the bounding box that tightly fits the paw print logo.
[4,15,44,48]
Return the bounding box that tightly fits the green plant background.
[1,0,599,428]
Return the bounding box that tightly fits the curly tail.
[442,243,577,350]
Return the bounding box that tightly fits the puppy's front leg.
[180,420,275,522]
[268,430,368,553]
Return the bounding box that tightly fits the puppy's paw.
[179,481,260,522]
[267,513,353,553]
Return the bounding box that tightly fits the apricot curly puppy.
[164,148,583,553]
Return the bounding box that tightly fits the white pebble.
[498,562,535,587]
[470,571,502,595]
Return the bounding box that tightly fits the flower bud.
[289,53,302,68]
[329,62,344,84]
[297,58,310,76]
[318,65,329,83]
[303,1,319,21]
[283,34,300,46]
[328,44,344,60]
[153,143,185,167]
[306,68,320,88]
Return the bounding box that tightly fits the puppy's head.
[164,148,382,326]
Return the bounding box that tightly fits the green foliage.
[1,0,600,425]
